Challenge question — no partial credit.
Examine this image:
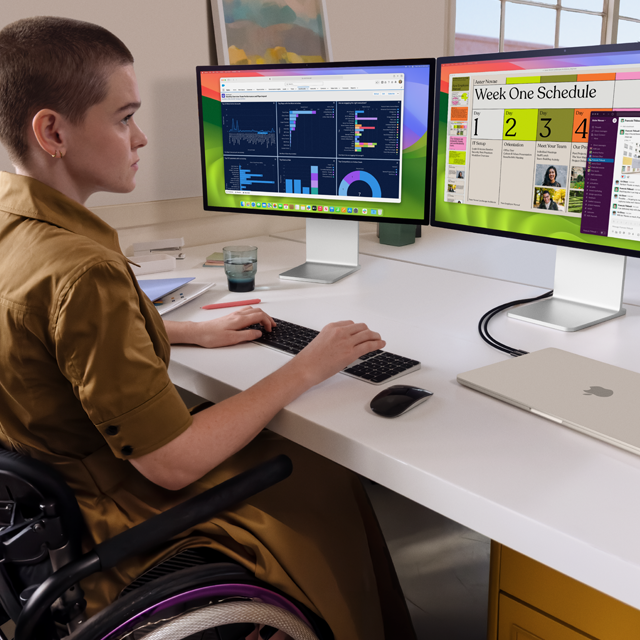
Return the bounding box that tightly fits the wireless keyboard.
[248,318,420,384]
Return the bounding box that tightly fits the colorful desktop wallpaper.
[434,48,640,254]
[198,63,432,222]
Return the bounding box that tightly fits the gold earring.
[50,150,57,158]
[50,149,65,159]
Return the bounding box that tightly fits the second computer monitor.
[432,43,640,330]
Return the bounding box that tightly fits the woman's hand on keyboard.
[295,321,385,385]
[164,307,275,348]
[143,319,383,485]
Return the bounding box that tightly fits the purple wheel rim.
[101,583,311,640]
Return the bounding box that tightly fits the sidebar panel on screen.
[582,111,640,241]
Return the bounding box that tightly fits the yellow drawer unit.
[499,594,590,640]
[488,542,640,640]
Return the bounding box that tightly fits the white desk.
[161,235,640,613]
[274,224,640,307]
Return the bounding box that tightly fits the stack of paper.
[203,251,224,267]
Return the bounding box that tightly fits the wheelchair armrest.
[97,453,292,570]
[15,454,293,640]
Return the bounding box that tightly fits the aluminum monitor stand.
[280,218,360,284]
[508,246,626,331]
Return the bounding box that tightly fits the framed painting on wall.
[211,0,333,65]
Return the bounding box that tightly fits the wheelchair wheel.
[127,600,318,639]
[67,563,332,640]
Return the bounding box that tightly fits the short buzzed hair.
[0,16,134,165]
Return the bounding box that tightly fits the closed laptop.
[457,348,640,455]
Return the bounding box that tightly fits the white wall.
[325,0,452,61]
[0,1,452,252]
[0,0,211,208]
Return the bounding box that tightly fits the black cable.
[479,299,531,357]
[478,290,554,357]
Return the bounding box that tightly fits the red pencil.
[201,298,261,310]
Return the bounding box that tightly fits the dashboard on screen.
[431,43,640,257]
[197,59,434,225]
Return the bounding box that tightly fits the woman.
[0,16,415,639]
[543,165,561,187]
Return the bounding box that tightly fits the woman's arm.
[163,306,275,348]
[131,320,385,490]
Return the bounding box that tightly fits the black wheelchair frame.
[0,448,331,640]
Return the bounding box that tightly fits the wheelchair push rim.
[103,583,315,640]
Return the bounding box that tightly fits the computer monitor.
[196,58,434,283]
[432,43,640,331]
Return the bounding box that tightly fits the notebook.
[457,348,640,455]
[138,277,194,301]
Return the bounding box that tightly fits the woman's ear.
[31,109,67,158]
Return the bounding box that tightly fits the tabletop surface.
[157,232,640,611]
[275,224,640,306]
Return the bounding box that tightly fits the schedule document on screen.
[444,64,640,232]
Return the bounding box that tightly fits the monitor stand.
[279,218,360,284]
[508,246,626,332]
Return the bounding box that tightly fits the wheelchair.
[0,447,333,640]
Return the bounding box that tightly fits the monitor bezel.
[196,57,436,226]
[430,41,640,259]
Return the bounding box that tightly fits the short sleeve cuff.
[96,382,193,459]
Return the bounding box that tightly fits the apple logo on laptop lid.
[584,386,614,397]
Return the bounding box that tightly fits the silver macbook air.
[457,348,640,455]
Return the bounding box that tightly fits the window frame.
[453,0,631,55]
[616,0,640,44]
[498,0,608,50]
